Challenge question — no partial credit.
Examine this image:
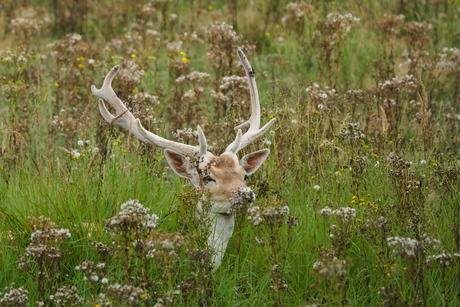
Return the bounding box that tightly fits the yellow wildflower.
[275,24,281,29]
[207,5,214,10]
[55,83,59,87]
[149,56,157,60]
[265,32,271,36]
[182,57,190,63]
[180,51,186,56]
[131,53,136,58]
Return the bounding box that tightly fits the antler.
[92,50,274,157]
[91,65,207,156]
[225,49,276,154]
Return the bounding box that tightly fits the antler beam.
[91,65,207,156]
[226,49,276,154]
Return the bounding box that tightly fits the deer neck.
[208,212,235,270]
[196,195,236,270]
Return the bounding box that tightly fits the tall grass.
[1,0,459,305]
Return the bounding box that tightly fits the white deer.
[91,49,276,269]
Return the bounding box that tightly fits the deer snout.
[211,186,256,215]
[248,190,256,202]
[228,186,256,213]
[237,186,256,203]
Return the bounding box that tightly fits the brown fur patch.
[213,154,237,169]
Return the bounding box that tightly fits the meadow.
[0,0,459,305]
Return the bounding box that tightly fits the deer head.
[91,49,276,269]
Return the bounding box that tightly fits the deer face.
[164,149,269,214]
[164,148,270,269]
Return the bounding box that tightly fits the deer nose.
[248,190,256,202]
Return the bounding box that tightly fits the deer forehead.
[200,153,245,179]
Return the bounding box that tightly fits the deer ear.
[240,149,270,176]
[164,149,195,180]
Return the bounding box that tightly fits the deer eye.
[202,175,216,184]
[244,175,248,181]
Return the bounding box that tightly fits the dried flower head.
[339,122,365,144]
[403,21,432,50]
[176,71,210,84]
[75,261,108,285]
[18,216,71,272]
[10,7,50,42]
[387,233,440,257]
[319,206,357,223]
[104,283,148,305]
[248,205,290,227]
[281,2,315,25]
[312,257,347,278]
[426,252,460,268]
[206,22,255,74]
[436,47,460,75]
[49,285,83,306]
[0,286,29,306]
[105,199,159,233]
[313,12,360,44]
[219,75,250,106]
[377,14,405,36]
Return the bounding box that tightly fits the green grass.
[1,0,460,305]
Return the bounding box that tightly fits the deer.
[91,49,276,269]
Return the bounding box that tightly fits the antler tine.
[225,129,242,154]
[226,50,276,153]
[91,65,202,157]
[197,125,208,155]
[91,66,134,131]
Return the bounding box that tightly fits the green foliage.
[1,0,460,305]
